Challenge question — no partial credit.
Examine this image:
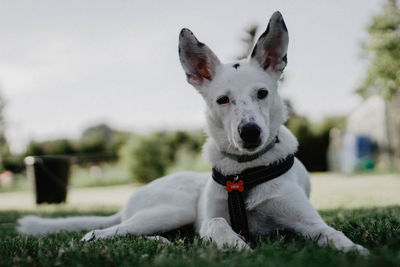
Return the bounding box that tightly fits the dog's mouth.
[230,136,265,155]
[242,139,261,150]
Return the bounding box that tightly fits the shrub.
[119,130,206,183]
[119,134,170,183]
[25,139,76,156]
[1,155,25,173]
[23,124,131,166]
[287,115,345,172]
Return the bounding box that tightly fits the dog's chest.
[247,206,280,234]
[242,179,291,234]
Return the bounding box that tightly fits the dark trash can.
[24,156,72,204]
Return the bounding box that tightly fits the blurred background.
[0,0,399,209]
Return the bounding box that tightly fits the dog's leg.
[81,205,194,241]
[199,182,251,250]
[199,217,251,250]
[262,186,369,255]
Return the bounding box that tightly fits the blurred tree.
[25,139,75,156]
[0,93,7,150]
[25,141,45,156]
[356,0,400,99]
[0,89,10,172]
[46,139,76,155]
[119,130,206,183]
[165,130,205,162]
[119,133,169,183]
[79,123,112,154]
[0,88,26,173]
[79,123,130,157]
[81,123,112,143]
[24,123,131,166]
[286,109,345,172]
[237,24,258,60]
[356,0,400,171]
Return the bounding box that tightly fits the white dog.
[18,11,368,255]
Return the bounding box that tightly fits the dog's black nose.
[238,123,261,148]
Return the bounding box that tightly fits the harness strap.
[212,154,295,241]
[228,190,250,240]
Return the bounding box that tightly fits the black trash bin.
[24,156,72,204]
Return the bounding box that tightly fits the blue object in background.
[356,136,376,158]
[356,136,376,170]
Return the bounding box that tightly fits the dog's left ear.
[250,11,288,79]
[178,28,221,88]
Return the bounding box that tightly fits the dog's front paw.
[205,217,252,251]
[318,230,369,256]
[345,244,370,256]
[216,236,251,251]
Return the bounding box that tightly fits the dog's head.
[179,11,288,154]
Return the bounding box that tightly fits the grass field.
[0,173,399,266]
[0,206,399,266]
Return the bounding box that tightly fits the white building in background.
[329,95,395,173]
[347,95,389,148]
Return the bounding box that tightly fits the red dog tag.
[226,180,244,192]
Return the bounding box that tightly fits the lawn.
[1,206,399,266]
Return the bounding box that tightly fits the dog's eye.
[216,96,230,105]
[257,89,269,100]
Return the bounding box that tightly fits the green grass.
[1,206,399,266]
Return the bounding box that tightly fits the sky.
[0,0,385,153]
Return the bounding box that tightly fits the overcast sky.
[0,0,384,152]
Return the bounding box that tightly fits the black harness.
[212,154,295,241]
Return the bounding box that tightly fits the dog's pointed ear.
[179,28,221,88]
[250,11,288,79]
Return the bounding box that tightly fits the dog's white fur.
[18,12,368,255]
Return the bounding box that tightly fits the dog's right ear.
[178,28,221,88]
[250,11,288,80]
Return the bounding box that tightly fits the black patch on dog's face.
[197,42,205,48]
[233,63,240,69]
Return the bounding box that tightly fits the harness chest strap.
[211,154,295,241]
